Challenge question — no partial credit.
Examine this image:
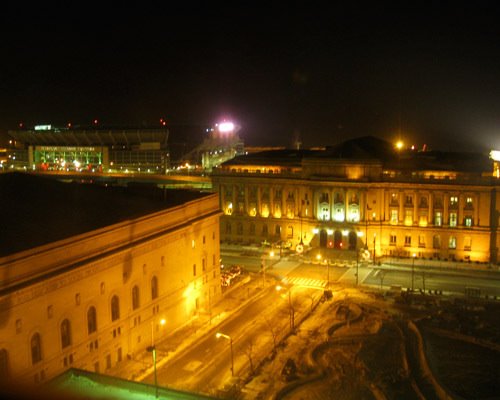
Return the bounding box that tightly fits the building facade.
[211,136,500,265]
[0,179,221,385]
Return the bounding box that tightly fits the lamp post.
[148,318,165,398]
[216,332,234,377]
[411,253,416,292]
[146,345,158,398]
[356,247,359,286]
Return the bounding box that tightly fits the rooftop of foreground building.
[0,172,211,257]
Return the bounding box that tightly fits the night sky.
[1,4,500,152]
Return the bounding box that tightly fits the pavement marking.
[283,276,327,288]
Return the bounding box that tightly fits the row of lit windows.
[390,210,473,227]
[389,234,471,250]
[390,193,474,208]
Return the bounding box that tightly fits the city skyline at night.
[2,4,500,152]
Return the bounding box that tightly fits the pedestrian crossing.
[281,276,327,288]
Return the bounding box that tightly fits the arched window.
[87,306,97,335]
[111,295,120,321]
[61,319,71,349]
[151,276,158,300]
[132,286,140,310]
[0,349,8,380]
[31,333,42,365]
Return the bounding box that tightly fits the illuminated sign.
[34,125,52,131]
[36,146,97,152]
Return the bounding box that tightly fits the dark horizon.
[2,4,500,153]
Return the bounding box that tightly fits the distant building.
[5,125,170,174]
[0,173,221,384]
[180,122,244,172]
[211,136,500,264]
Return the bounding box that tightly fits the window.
[418,235,426,248]
[419,196,428,207]
[275,225,281,236]
[0,349,8,380]
[111,296,120,321]
[249,223,255,235]
[237,222,243,235]
[419,214,428,227]
[464,237,472,251]
[15,319,22,334]
[75,293,81,306]
[132,286,140,310]
[262,224,268,236]
[320,206,330,221]
[390,193,398,205]
[31,333,42,365]
[434,211,442,226]
[449,236,457,249]
[465,216,473,227]
[225,222,231,234]
[151,276,158,300]
[450,196,458,207]
[466,197,473,207]
[390,209,398,224]
[87,306,97,335]
[193,264,196,276]
[287,225,293,239]
[405,195,413,205]
[203,235,206,244]
[47,305,53,319]
[390,234,397,245]
[449,212,457,227]
[61,319,71,349]
[433,235,441,249]
[202,258,206,272]
[404,235,411,247]
[404,210,413,226]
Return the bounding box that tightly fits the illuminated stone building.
[211,136,500,264]
[5,125,170,173]
[0,173,221,384]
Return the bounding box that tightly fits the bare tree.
[242,340,255,376]
[264,316,279,355]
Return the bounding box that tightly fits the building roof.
[8,127,169,148]
[219,135,492,173]
[0,172,210,257]
[222,149,322,167]
[3,368,216,400]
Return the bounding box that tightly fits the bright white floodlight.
[490,150,500,161]
[218,122,235,133]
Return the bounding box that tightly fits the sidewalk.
[106,272,273,383]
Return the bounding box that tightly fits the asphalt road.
[145,282,321,395]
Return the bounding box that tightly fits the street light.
[216,332,234,377]
[146,345,159,398]
[148,318,165,398]
[151,318,166,347]
[411,253,416,292]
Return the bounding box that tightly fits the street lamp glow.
[215,332,234,376]
[270,250,275,257]
[316,254,322,261]
[396,141,404,150]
